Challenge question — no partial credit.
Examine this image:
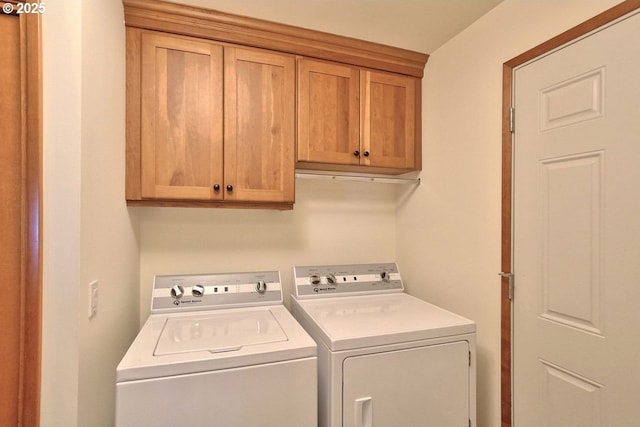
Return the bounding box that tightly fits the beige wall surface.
[397,1,622,426]
[41,1,82,425]
[40,0,625,426]
[41,1,140,426]
[137,180,399,320]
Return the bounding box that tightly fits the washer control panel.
[151,271,282,313]
[293,263,403,298]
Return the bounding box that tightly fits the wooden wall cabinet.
[124,0,428,208]
[297,58,421,174]
[127,29,295,209]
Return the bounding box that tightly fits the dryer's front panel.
[342,340,470,427]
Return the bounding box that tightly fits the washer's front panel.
[116,357,317,427]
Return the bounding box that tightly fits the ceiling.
[174,0,504,54]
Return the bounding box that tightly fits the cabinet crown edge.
[123,0,429,78]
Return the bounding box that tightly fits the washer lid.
[293,293,475,351]
[155,310,287,355]
[116,305,317,382]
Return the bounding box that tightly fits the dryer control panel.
[293,263,403,298]
[152,271,283,313]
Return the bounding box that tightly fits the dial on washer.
[256,280,267,294]
[170,285,184,299]
[192,284,205,297]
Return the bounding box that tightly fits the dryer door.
[343,341,470,427]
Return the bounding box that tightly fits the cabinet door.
[140,32,223,200]
[224,48,295,203]
[361,70,417,169]
[297,58,360,165]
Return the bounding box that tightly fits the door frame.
[500,2,640,426]
[1,5,43,426]
[22,11,42,427]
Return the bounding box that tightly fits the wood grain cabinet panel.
[297,58,420,174]
[140,32,224,201]
[362,70,417,170]
[128,30,295,208]
[297,58,360,166]
[224,48,295,203]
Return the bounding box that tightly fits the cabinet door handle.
[353,150,360,157]
[213,184,220,191]
[226,184,233,192]
[363,151,370,157]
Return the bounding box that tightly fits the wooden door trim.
[19,10,43,427]
[500,2,640,426]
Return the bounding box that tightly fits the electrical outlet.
[89,280,98,318]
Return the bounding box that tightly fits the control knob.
[326,274,337,284]
[310,275,321,285]
[380,271,390,282]
[256,280,267,294]
[192,284,205,297]
[170,285,184,299]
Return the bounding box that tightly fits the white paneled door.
[512,10,640,426]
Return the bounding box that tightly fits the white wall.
[397,1,623,426]
[138,180,399,320]
[41,1,82,424]
[41,1,140,426]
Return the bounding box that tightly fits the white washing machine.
[116,270,317,427]
[290,263,476,427]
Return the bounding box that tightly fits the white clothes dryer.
[116,271,317,427]
[291,263,476,427]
